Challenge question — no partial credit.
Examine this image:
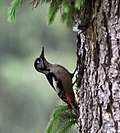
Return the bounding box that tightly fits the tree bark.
[75,0,120,132]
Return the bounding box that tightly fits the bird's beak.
[40,47,44,59]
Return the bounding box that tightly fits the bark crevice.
[76,0,120,132]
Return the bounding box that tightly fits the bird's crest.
[34,47,51,73]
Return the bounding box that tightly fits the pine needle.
[45,104,77,133]
[75,0,82,10]
[7,0,24,22]
[7,0,84,26]
[47,0,63,25]
[56,120,76,133]
[45,105,68,133]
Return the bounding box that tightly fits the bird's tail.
[65,92,79,116]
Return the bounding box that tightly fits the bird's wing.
[46,72,67,103]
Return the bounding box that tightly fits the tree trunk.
[75,0,120,132]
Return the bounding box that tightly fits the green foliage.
[45,104,77,133]
[47,0,63,25]
[8,0,83,26]
[60,2,75,27]
[75,0,82,10]
[56,121,75,133]
[7,0,24,22]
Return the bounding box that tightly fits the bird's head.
[34,47,50,73]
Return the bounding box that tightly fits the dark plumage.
[34,47,79,114]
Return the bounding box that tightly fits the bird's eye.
[37,59,40,64]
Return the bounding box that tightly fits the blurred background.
[0,1,77,133]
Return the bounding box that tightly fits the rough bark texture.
[75,0,120,132]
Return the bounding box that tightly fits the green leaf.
[7,0,84,26]
[47,0,63,25]
[57,120,76,133]
[75,0,81,10]
[63,5,70,14]
[61,13,73,27]
[45,105,68,133]
[45,104,77,133]
[7,0,23,22]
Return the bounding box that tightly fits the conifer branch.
[45,104,77,133]
[8,0,83,26]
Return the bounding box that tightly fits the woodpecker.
[34,47,79,115]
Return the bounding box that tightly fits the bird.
[34,47,79,115]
